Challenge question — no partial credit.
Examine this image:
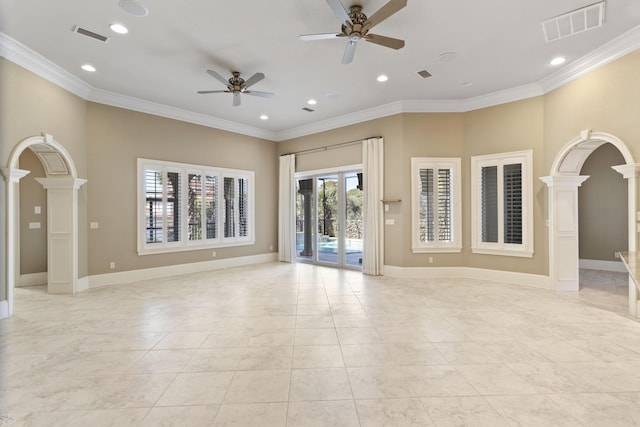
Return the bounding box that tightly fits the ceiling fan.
[299,0,407,64]
[197,70,274,107]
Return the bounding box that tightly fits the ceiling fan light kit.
[198,70,275,107]
[299,0,407,64]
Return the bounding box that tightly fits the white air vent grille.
[72,25,110,43]
[542,1,605,42]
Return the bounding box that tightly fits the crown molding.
[2,23,639,143]
[0,32,92,99]
[539,24,640,93]
[88,88,277,141]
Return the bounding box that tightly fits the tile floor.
[1,263,640,426]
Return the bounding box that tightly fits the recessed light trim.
[550,56,566,66]
[119,0,149,17]
[377,74,389,82]
[438,52,457,63]
[81,64,96,72]
[460,81,473,88]
[110,23,129,34]
[307,99,317,105]
[260,114,269,120]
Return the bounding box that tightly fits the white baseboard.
[384,265,551,289]
[77,276,89,292]
[579,258,627,273]
[18,272,47,287]
[88,253,278,288]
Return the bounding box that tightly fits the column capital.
[0,168,31,183]
[612,164,640,179]
[35,177,87,190]
[539,175,589,188]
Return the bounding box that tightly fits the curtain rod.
[281,136,382,157]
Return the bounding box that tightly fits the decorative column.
[612,164,640,316]
[540,175,589,291]
[35,177,87,294]
[298,179,313,257]
[1,168,31,317]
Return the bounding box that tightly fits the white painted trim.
[18,272,47,287]
[77,276,89,292]
[88,253,277,288]
[579,259,627,273]
[0,300,8,319]
[383,265,551,290]
[4,24,640,141]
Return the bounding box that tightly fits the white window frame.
[470,149,533,257]
[411,157,462,253]
[137,158,255,255]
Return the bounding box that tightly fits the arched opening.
[1,134,86,318]
[541,130,640,316]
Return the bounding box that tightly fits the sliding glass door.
[296,169,362,270]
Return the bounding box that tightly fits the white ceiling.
[2,0,640,140]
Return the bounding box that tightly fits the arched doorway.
[541,130,640,316]
[1,134,86,318]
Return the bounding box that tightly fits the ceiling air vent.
[542,1,605,42]
[72,25,109,43]
[417,70,432,79]
[302,107,314,112]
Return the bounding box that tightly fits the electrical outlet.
[269,245,273,251]
[212,251,217,258]
[428,257,433,264]
[109,261,115,269]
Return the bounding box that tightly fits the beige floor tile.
[336,327,384,344]
[10,408,149,427]
[295,315,335,329]
[127,349,195,373]
[213,403,287,427]
[421,396,510,427]
[286,400,360,427]
[294,328,339,345]
[455,363,543,395]
[153,331,209,350]
[224,369,290,403]
[155,372,233,406]
[292,345,344,368]
[182,347,245,372]
[237,346,292,370]
[139,405,219,427]
[485,394,584,427]
[246,329,295,347]
[546,392,640,427]
[289,368,352,401]
[506,362,592,393]
[356,398,434,427]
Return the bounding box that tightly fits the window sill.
[471,247,534,258]
[138,240,255,256]
[412,247,462,254]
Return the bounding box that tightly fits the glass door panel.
[296,178,314,262]
[344,173,363,267]
[316,175,339,265]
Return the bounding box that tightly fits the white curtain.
[278,154,296,262]
[362,137,384,275]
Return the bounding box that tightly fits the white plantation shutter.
[503,163,522,244]
[481,165,498,243]
[437,168,452,242]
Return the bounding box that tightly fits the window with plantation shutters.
[471,150,533,257]
[137,158,255,255]
[411,157,461,253]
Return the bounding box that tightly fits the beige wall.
[462,97,547,275]
[1,59,88,296]
[578,143,628,261]
[86,103,278,275]
[18,149,47,275]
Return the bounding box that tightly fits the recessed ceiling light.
[119,0,149,17]
[307,99,317,105]
[460,81,473,88]
[260,114,268,120]
[377,74,389,82]
[326,92,340,99]
[550,56,566,66]
[438,52,457,63]
[110,23,129,34]
[81,64,96,72]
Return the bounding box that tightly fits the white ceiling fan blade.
[233,92,241,107]
[245,91,275,98]
[206,69,231,87]
[366,0,407,29]
[325,0,350,24]
[243,73,265,89]
[364,33,405,50]
[341,39,357,64]
[299,33,342,41]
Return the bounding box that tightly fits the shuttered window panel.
[238,177,249,237]
[438,168,452,242]
[481,166,498,243]
[205,175,218,239]
[144,169,163,244]
[419,168,435,242]
[188,174,202,241]
[166,171,181,242]
[503,163,523,244]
